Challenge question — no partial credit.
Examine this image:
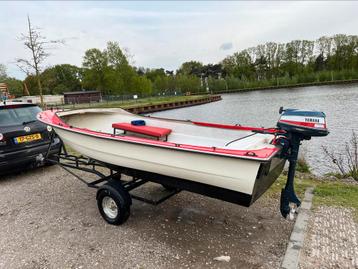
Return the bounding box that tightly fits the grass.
[60,95,210,110]
[296,157,311,173]
[313,182,358,211]
[266,174,312,198]
[267,173,358,221]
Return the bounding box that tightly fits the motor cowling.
[277,107,329,138]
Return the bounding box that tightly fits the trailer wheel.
[96,180,131,225]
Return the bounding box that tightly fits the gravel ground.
[299,206,358,269]
[0,165,293,269]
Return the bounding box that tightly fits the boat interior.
[58,108,277,151]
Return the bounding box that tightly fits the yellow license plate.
[14,133,42,144]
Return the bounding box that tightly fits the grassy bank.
[60,95,212,110]
[267,174,358,221]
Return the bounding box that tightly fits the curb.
[281,187,314,269]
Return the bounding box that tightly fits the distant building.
[63,91,102,104]
[0,83,8,99]
[13,95,64,105]
[0,83,16,100]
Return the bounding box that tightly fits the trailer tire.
[97,180,131,225]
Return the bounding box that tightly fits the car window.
[0,110,14,126]
[0,106,42,127]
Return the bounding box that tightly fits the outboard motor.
[277,107,329,138]
[276,107,329,219]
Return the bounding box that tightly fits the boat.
[38,107,328,225]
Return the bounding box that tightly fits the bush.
[208,78,227,92]
[226,77,242,90]
[322,131,358,181]
[296,156,311,173]
[317,71,332,82]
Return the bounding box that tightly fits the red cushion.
[112,122,172,137]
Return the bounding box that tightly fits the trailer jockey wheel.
[96,179,132,225]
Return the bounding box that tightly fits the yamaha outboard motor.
[276,107,329,218]
[277,107,329,137]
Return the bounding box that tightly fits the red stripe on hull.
[38,110,280,160]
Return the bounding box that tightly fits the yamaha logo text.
[305,118,320,123]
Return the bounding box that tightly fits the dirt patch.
[0,166,293,268]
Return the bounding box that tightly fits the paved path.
[299,206,358,269]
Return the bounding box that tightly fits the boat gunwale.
[37,109,281,161]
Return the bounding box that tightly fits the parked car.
[0,101,61,175]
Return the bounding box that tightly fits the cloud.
[220,42,233,51]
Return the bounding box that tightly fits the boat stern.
[250,156,287,205]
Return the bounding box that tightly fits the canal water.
[151,84,358,175]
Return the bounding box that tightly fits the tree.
[274,43,285,78]
[82,42,153,97]
[300,40,314,66]
[145,68,166,82]
[212,34,358,89]
[82,48,109,93]
[221,55,236,76]
[41,64,82,94]
[314,54,325,72]
[4,78,23,97]
[23,75,39,95]
[0,64,24,97]
[16,16,62,106]
[201,64,225,78]
[0,64,7,80]
[133,75,152,97]
[106,41,128,68]
[175,75,201,94]
[265,42,278,78]
[233,50,255,79]
[177,61,203,76]
[317,36,333,58]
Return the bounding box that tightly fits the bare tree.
[16,16,63,106]
[322,130,358,181]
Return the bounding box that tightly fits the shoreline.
[57,95,223,113]
[198,79,358,95]
[124,95,222,114]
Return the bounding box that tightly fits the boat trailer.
[46,142,184,225]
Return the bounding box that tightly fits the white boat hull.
[57,127,263,195]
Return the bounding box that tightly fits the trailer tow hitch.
[280,133,303,219]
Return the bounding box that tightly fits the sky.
[1,1,357,80]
